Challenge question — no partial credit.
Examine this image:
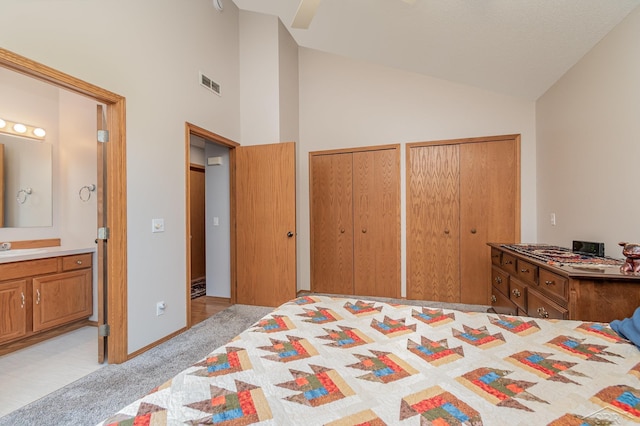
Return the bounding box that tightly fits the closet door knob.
[287,231,294,238]
[340,228,345,233]
[470,228,477,234]
[444,229,450,234]
[362,228,367,234]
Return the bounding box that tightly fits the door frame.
[184,122,239,327]
[0,48,129,363]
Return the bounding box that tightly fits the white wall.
[536,7,640,258]
[1,0,241,353]
[297,48,537,295]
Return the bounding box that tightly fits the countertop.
[0,246,96,264]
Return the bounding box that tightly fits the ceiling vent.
[199,71,221,96]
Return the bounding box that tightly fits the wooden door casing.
[236,142,296,307]
[353,149,400,298]
[310,153,354,295]
[407,144,460,302]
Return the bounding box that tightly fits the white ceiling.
[231,0,640,100]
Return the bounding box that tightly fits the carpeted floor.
[0,304,273,426]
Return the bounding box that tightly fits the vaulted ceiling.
[232,0,640,100]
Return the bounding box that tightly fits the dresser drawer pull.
[544,280,555,286]
[503,260,513,265]
[495,276,502,284]
[521,268,529,273]
[36,289,41,305]
[21,292,25,309]
[76,260,83,265]
[512,289,521,298]
[537,307,549,318]
[491,295,497,303]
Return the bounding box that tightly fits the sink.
[0,248,48,257]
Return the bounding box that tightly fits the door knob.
[340,228,345,233]
[287,231,294,238]
[444,229,450,234]
[362,228,367,233]
[470,228,477,234]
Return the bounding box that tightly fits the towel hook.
[16,188,32,204]
[79,184,96,202]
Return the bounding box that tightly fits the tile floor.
[0,326,103,418]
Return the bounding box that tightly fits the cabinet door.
[353,149,400,298]
[407,144,460,302]
[459,140,518,304]
[310,153,354,294]
[0,280,28,344]
[32,270,92,332]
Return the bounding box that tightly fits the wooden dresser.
[488,243,640,323]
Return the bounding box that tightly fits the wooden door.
[189,165,206,282]
[459,140,518,304]
[310,153,354,295]
[353,149,400,297]
[407,144,460,302]
[236,142,296,307]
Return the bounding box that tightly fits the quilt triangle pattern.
[407,336,464,366]
[191,347,252,377]
[453,324,505,349]
[343,300,383,317]
[347,350,419,383]
[251,315,295,334]
[411,307,456,327]
[317,325,374,349]
[298,307,342,324]
[259,335,319,363]
[489,315,540,336]
[591,385,640,422]
[370,315,416,338]
[575,322,626,343]
[546,335,622,363]
[505,350,587,384]
[277,364,355,407]
[102,402,167,425]
[399,385,482,424]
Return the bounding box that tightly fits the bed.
[99,295,640,425]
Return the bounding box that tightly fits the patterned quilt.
[99,295,640,425]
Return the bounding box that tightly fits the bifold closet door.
[310,153,354,294]
[353,149,400,298]
[407,144,461,302]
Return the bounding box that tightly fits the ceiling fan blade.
[291,0,322,29]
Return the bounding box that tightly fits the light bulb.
[13,123,27,133]
[0,119,5,129]
[33,128,46,137]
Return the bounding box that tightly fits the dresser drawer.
[528,289,568,320]
[62,254,92,271]
[491,248,502,266]
[509,278,527,311]
[491,286,518,316]
[0,258,58,281]
[539,268,568,303]
[491,267,509,296]
[516,259,538,285]
[501,253,517,274]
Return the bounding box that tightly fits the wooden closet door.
[353,149,400,298]
[310,153,354,294]
[407,145,460,302]
[459,140,518,304]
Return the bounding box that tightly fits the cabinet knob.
[537,307,549,318]
[362,228,367,234]
[21,292,25,309]
[340,228,345,233]
[444,229,450,234]
[491,295,497,303]
[503,260,513,265]
[512,289,521,298]
[495,276,502,284]
[544,280,555,286]
[36,289,41,305]
[520,268,529,273]
[76,260,83,265]
[470,228,477,234]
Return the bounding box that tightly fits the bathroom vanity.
[0,247,93,352]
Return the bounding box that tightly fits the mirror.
[0,133,52,227]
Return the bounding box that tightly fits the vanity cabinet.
[488,243,640,323]
[0,253,92,346]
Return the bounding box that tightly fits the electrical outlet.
[156,301,166,316]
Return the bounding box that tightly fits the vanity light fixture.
[0,117,46,140]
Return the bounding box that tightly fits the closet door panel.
[353,149,400,298]
[310,153,354,294]
[407,145,460,302]
[459,141,518,305]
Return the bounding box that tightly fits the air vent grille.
[199,71,221,96]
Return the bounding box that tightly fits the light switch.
[213,217,219,226]
[152,218,165,233]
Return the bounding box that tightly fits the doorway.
[0,48,128,364]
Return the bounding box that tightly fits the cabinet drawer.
[0,258,58,281]
[491,248,502,266]
[491,267,509,296]
[501,253,517,274]
[490,286,518,316]
[62,254,92,271]
[527,289,568,320]
[539,268,568,303]
[509,278,527,311]
[516,259,538,286]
